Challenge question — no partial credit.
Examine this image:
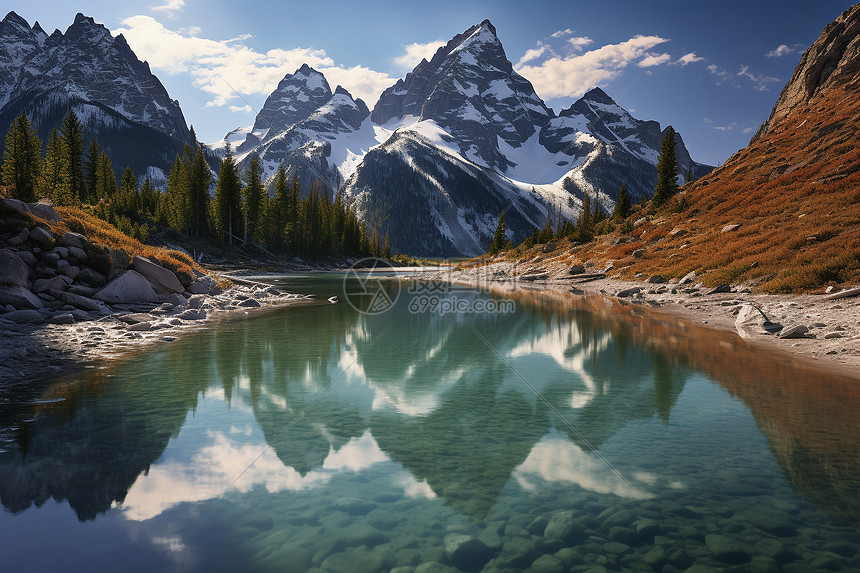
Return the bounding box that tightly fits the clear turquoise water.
[0,274,858,572]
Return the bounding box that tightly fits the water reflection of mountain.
[0,347,211,521]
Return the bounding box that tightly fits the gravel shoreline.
[0,281,320,407]
[420,260,860,375]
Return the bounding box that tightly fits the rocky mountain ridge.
[0,11,196,183]
[223,20,711,256]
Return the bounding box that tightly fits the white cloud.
[552,28,573,38]
[393,40,446,70]
[737,65,780,91]
[568,36,593,51]
[742,127,754,134]
[713,122,737,132]
[229,104,253,113]
[638,53,671,67]
[515,35,670,100]
[677,52,704,66]
[115,16,395,108]
[151,0,184,17]
[766,44,793,58]
[516,44,549,67]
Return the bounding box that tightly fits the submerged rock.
[444,534,493,571]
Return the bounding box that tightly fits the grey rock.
[3,309,45,323]
[779,325,811,339]
[162,293,188,307]
[443,534,493,571]
[60,291,106,312]
[51,246,68,259]
[0,249,31,287]
[617,287,641,298]
[14,250,36,267]
[188,295,205,309]
[0,285,45,309]
[67,245,87,261]
[680,271,698,284]
[34,276,71,293]
[237,298,261,308]
[127,322,152,332]
[632,248,645,258]
[568,264,586,275]
[705,534,751,564]
[132,255,184,294]
[3,198,60,221]
[28,226,54,246]
[59,231,86,249]
[61,265,80,281]
[7,227,28,245]
[95,270,160,304]
[707,284,732,295]
[177,308,206,320]
[544,510,583,543]
[117,313,154,324]
[647,274,666,284]
[186,275,214,294]
[77,267,107,287]
[48,313,75,324]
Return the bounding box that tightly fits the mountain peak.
[582,87,615,105]
[2,10,28,27]
[73,13,93,26]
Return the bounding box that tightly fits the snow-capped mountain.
[0,12,195,183]
[219,20,712,256]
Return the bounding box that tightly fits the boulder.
[0,285,45,309]
[177,308,206,320]
[7,227,28,246]
[188,295,205,309]
[779,325,811,339]
[106,247,130,279]
[14,250,36,267]
[77,267,107,287]
[59,231,86,249]
[34,276,71,293]
[94,270,160,305]
[28,226,54,247]
[617,287,641,298]
[568,264,586,275]
[161,293,188,307]
[3,309,45,323]
[186,275,215,294]
[237,298,261,308]
[67,246,87,261]
[60,291,107,313]
[48,313,75,325]
[707,284,732,295]
[647,274,666,284]
[0,249,31,287]
[444,534,493,572]
[2,197,60,221]
[132,255,184,295]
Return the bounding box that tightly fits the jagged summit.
[0,12,195,182]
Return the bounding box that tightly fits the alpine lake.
[1,272,858,573]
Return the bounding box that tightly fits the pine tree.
[489,210,507,254]
[83,139,100,204]
[139,177,157,217]
[39,129,67,204]
[242,155,265,243]
[213,143,242,245]
[165,152,191,234]
[613,182,631,219]
[94,152,117,202]
[382,231,391,259]
[59,110,86,204]
[116,166,138,214]
[653,127,679,207]
[188,145,210,237]
[1,112,42,202]
[576,192,593,241]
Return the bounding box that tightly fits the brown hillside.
[511,5,860,293]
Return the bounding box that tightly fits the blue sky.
[9,0,855,165]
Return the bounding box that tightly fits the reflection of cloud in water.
[514,433,653,500]
[507,321,613,410]
[120,429,389,521]
[397,474,437,499]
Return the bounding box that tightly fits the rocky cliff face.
[754,4,860,141]
[0,12,196,183]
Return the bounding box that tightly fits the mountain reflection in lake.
[0,274,857,572]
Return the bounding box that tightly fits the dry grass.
[544,82,860,293]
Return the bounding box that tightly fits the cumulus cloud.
[515,35,670,100]
[737,65,780,91]
[568,36,593,51]
[551,28,573,38]
[638,53,672,67]
[676,52,704,65]
[516,44,549,67]
[393,40,446,70]
[151,0,184,17]
[115,16,395,108]
[765,44,793,58]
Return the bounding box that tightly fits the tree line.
[1,110,386,258]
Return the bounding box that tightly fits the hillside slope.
[524,4,860,293]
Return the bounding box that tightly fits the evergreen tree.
[489,210,507,254]
[213,143,242,245]
[39,129,68,204]
[382,231,391,259]
[242,155,265,243]
[538,215,554,244]
[83,139,100,204]
[116,166,138,214]
[59,110,85,204]
[1,112,42,202]
[94,152,117,202]
[686,164,694,184]
[165,152,191,233]
[139,177,157,217]
[188,145,210,237]
[613,182,631,220]
[653,126,679,207]
[576,192,593,241]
